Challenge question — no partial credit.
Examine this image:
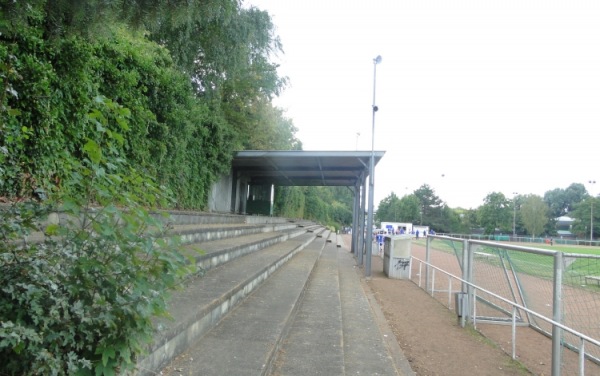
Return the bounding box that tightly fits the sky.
[246,0,600,209]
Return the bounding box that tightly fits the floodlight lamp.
[374,55,382,64]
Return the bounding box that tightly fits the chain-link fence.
[410,235,600,375]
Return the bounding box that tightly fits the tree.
[375,192,401,224]
[274,186,354,230]
[413,184,443,226]
[477,192,511,234]
[1,0,228,39]
[303,187,328,223]
[520,194,549,238]
[571,196,600,239]
[543,183,587,218]
[273,186,305,218]
[459,208,479,233]
[375,192,422,226]
[397,195,422,224]
[0,0,296,207]
[436,205,465,234]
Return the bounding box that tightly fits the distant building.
[555,216,575,238]
[380,222,412,235]
[379,222,430,237]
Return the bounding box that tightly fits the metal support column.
[464,239,472,325]
[230,169,238,213]
[351,184,359,256]
[358,175,367,266]
[425,236,431,292]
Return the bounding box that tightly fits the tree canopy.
[520,194,549,238]
[0,0,298,209]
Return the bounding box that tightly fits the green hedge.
[0,24,234,208]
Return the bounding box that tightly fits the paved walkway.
[160,232,415,375]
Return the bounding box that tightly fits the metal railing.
[440,233,600,247]
[411,230,600,376]
[412,256,600,376]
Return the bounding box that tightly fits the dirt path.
[346,235,600,375]
[364,253,531,376]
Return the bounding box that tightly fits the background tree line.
[375,182,599,239]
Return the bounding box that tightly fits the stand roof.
[232,150,385,187]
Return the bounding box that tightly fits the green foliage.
[0,3,299,373]
[477,192,512,234]
[376,192,421,225]
[0,92,191,375]
[0,201,188,375]
[413,184,443,225]
[274,186,353,230]
[375,188,464,233]
[303,187,330,224]
[273,186,305,219]
[0,21,237,208]
[435,205,465,234]
[571,197,599,239]
[97,28,237,208]
[0,0,212,39]
[543,183,587,218]
[519,194,549,238]
[0,2,297,208]
[375,192,401,224]
[459,208,480,233]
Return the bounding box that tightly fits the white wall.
[207,174,233,213]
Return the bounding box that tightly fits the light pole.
[589,180,596,241]
[365,55,382,278]
[512,192,518,237]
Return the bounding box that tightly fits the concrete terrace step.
[157,231,407,376]
[171,222,301,245]
[136,231,322,374]
[271,234,345,375]
[337,242,407,375]
[152,210,247,225]
[184,226,326,273]
[271,238,402,375]
[157,231,333,375]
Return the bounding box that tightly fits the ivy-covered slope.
[0,1,299,209]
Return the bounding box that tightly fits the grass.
[415,237,600,288]
[464,324,533,375]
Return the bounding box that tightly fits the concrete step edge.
[136,232,320,374]
[155,231,331,376]
[188,228,310,273]
[173,223,300,245]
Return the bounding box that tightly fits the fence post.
[426,236,431,293]
[460,239,470,327]
[552,250,563,376]
[463,240,476,321]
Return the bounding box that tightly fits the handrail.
[412,255,600,376]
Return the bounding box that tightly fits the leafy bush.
[0,95,192,375]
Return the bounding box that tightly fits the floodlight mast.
[365,55,382,278]
[512,192,518,238]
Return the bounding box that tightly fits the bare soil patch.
[356,237,600,376]
[365,253,531,376]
